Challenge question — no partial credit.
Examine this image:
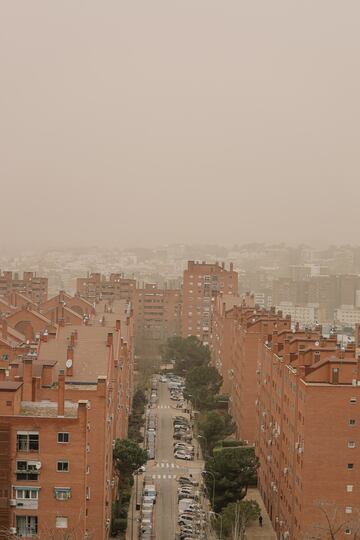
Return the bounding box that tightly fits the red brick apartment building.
[132,284,182,354]
[77,273,136,303]
[0,272,48,304]
[0,298,133,539]
[210,300,291,444]
[256,330,360,539]
[211,301,360,537]
[182,261,238,344]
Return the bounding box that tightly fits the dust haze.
[1,1,359,250]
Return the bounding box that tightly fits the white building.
[334,305,360,327]
[276,302,317,327]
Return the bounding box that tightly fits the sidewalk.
[244,488,276,539]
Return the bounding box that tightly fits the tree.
[205,446,259,512]
[217,500,261,539]
[302,501,360,540]
[113,438,148,484]
[198,410,235,453]
[185,365,223,409]
[161,336,210,374]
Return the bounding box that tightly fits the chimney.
[116,320,121,332]
[1,320,7,340]
[230,262,234,272]
[70,332,75,347]
[107,333,113,348]
[58,370,65,416]
[221,262,225,269]
[66,346,74,377]
[74,329,78,343]
[23,357,33,401]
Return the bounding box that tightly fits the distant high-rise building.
[132,284,182,354]
[0,272,48,304]
[76,273,136,303]
[182,261,238,344]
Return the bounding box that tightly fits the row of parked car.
[139,478,157,540]
[176,477,205,540]
[173,416,194,460]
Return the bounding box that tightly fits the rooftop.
[20,400,78,417]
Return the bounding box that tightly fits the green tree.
[218,500,261,539]
[185,365,223,410]
[113,439,148,484]
[198,410,235,454]
[205,446,259,512]
[161,335,210,374]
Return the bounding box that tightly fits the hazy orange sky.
[1,1,359,249]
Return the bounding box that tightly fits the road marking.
[157,474,161,479]
[161,463,165,468]
[171,463,174,468]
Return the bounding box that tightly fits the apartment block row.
[0,289,133,539]
[211,299,360,539]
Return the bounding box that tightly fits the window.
[347,463,354,469]
[16,461,39,481]
[16,432,39,452]
[345,507,353,514]
[57,461,69,472]
[345,529,352,535]
[54,488,71,500]
[350,397,357,404]
[15,488,39,499]
[56,517,68,529]
[348,441,356,448]
[57,432,69,443]
[16,516,38,536]
[347,485,353,492]
[349,419,356,426]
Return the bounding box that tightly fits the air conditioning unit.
[256,370,260,374]
[284,532,290,539]
[112,440,116,449]
[105,518,111,527]
[352,379,357,386]
[111,480,115,487]
[9,528,17,535]
[283,467,288,475]
[295,442,299,449]
[298,447,304,454]
[357,381,360,386]
[9,499,16,507]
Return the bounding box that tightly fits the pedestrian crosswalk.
[152,473,177,480]
[156,461,179,469]
[158,404,170,409]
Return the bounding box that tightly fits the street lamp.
[202,469,216,509]
[209,511,223,540]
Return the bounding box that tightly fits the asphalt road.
[146,380,203,540]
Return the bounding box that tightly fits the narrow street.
[146,379,204,540]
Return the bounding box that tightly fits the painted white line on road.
[171,463,174,468]
[157,474,161,479]
[161,463,165,468]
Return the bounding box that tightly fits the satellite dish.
[315,341,320,347]
[66,359,73,369]
[35,462,42,470]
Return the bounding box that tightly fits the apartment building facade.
[210,301,291,444]
[256,330,360,539]
[76,273,136,303]
[0,302,133,539]
[132,284,182,354]
[0,272,48,304]
[182,261,238,344]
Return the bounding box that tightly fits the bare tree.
[302,501,360,540]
